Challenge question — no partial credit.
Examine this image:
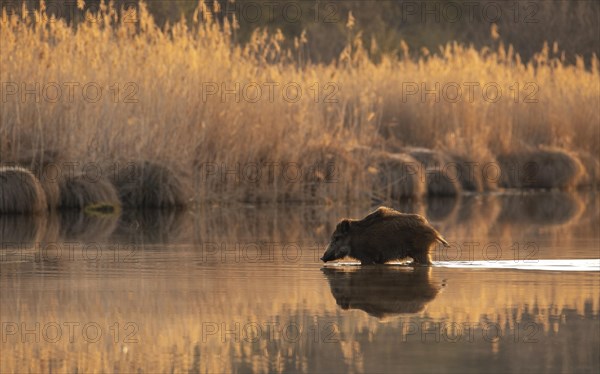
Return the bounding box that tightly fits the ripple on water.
[434,259,600,271]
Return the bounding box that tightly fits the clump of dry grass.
[449,153,498,192]
[401,147,473,194]
[425,169,461,196]
[0,1,597,204]
[370,152,426,200]
[108,160,187,208]
[497,148,585,190]
[59,173,120,210]
[402,147,491,193]
[0,166,47,213]
[14,149,62,209]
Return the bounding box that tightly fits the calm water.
[1,192,599,373]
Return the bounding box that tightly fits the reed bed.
[0,1,598,204]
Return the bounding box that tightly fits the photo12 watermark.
[1,81,139,104]
[400,321,541,343]
[199,81,339,104]
[1,321,139,344]
[0,241,137,263]
[399,81,539,104]
[397,1,540,24]
[434,241,539,262]
[196,241,326,264]
[200,318,339,344]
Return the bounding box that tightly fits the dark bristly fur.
[321,206,449,265]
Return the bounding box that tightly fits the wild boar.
[321,207,449,265]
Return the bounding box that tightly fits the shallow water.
[1,192,599,373]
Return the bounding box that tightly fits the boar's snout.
[321,246,335,262]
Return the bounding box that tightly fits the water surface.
[1,192,599,373]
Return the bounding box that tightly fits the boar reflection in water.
[321,207,449,265]
[321,267,442,318]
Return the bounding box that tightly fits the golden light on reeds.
[0,1,597,203]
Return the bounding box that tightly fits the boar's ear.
[340,219,351,233]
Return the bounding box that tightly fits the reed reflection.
[59,210,119,242]
[111,208,187,244]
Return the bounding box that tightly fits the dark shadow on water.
[496,192,584,225]
[321,266,443,319]
[0,214,47,245]
[59,210,119,242]
[375,199,426,216]
[426,196,460,221]
[111,209,186,244]
[1,191,597,257]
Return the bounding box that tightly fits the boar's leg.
[410,252,432,266]
[359,257,377,265]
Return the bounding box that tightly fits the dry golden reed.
[0,1,598,204]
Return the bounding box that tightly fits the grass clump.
[107,160,187,208]
[59,173,121,210]
[0,166,47,213]
[497,148,584,190]
[370,152,426,200]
